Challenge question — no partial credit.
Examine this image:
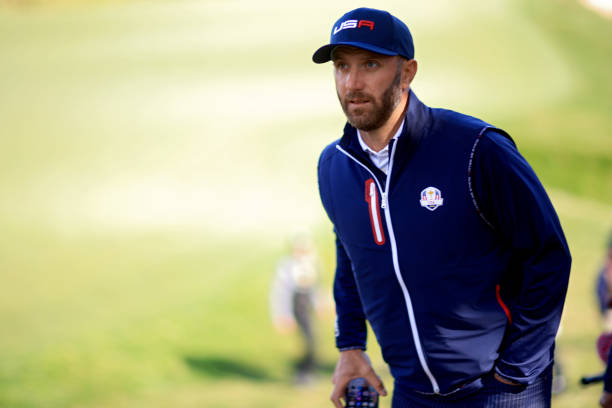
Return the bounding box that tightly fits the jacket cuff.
[338,346,367,352]
[336,336,367,351]
[334,315,367,351]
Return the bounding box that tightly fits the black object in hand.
[345,377,379,407]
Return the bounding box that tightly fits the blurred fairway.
[0,0,611,407]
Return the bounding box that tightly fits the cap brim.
[312,41,397,63]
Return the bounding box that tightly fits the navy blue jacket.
[317,92,571,396]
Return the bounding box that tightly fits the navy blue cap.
[312,7,414,64]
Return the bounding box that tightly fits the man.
[313,7,571,408]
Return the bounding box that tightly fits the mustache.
[344,91,374,101]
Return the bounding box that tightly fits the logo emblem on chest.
[420,187,444,211]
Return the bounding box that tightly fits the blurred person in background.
[596,232,612,407]
[596,233,612,328]
[313,7,571,408]
[270,232,321,384]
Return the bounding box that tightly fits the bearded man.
[313,7,571,408]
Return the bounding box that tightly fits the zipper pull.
[381,192,387,209]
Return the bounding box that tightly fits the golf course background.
[0,0,611,406]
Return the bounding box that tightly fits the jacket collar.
[338,90,432,156]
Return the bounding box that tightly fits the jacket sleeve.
[473,130,571,384]
[333,234,368,350]
[317,145,367,350]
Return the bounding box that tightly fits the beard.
[338,66,403,132]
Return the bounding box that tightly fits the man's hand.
[330,349,387,408]
[600,390,612,407]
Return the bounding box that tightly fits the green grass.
[510,0,612,204]
[0,0,611,407]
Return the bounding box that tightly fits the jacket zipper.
[336,144,441,394]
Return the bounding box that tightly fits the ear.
[401,59,418,92]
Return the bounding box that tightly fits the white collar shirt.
[357,119,405,175]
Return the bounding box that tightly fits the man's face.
[332,47,403,131]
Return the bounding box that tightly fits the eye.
[334,61,348,71]
[365,60,379,69]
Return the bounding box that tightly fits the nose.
[344,66,364,91]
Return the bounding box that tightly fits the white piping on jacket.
[335,144,441,394]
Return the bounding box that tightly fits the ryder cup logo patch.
[420,187,444,211]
